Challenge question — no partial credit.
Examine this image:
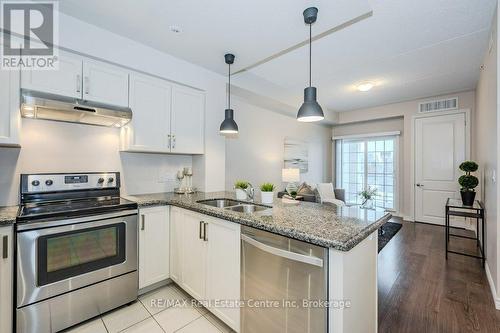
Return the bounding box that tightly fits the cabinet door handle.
[76,74,81,93]
[199,221,204,239]
[167,134,171,149]
[172,135,176,149]
[84,76,90,94]
[2,235,7,259]
[203,222,208,241]
[141,215,145,231]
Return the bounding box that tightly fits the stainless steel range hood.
[20,89,132,127]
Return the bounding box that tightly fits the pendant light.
[297,7,324,122]
[220,53,239,134]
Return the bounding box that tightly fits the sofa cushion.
[297,182,316,196]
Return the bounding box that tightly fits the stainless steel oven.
[16,172,139,333]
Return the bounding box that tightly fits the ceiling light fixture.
[297,7,324,123]
[169,25,182,33]
[220,53,239,134]
[357,82,374,92]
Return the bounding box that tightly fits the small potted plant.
[359,187,377,209]
[458,161,479,206]
[260,183,275,204]
[234,180,249,200]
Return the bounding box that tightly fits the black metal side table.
[445,198,485,267]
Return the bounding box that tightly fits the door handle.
[199,221,204,239]
[416,183,424,187]
[203,222,208,241]
[2,235,7,259]
[167,134,171,149]
[84,76,90,94]
[141,215,145,231]
[76,74,81,93]
[172,135,176,149]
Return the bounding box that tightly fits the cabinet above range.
[21,50,129,107]
[17,48,206,155]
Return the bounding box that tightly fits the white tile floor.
[64,283,235,333]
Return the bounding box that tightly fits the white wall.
[0,119,192,206]
[225,96,332,191]
[333,90,475,219]
[475,6,499,307]
[0,12,227,206]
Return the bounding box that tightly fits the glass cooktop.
[17,196,137,222]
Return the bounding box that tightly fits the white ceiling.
[59,0,496,115]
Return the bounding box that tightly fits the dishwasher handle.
[241,234,323,267]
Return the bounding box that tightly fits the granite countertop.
[126,191,391,251]
[0,205,19,226]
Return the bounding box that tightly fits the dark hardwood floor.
[378,218,500,333]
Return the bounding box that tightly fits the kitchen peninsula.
[127,191,391,333]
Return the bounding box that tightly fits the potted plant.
[359,187,377,209]
[234,180,249,200]
[458,161,479,206]
[260,183,275,204]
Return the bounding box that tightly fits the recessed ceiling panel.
[58,0,372,74]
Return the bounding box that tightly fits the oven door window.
[37,223,126,286]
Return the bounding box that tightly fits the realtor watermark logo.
[1,0,59,70]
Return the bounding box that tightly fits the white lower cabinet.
[179,210,207,300]
[169,207,183,284]
[0,226,13,333]
[170,207,241,332]
[138,206,170,290]
[205,216,241,331]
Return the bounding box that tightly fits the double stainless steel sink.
[197,199,271,213]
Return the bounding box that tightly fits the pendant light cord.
[309,23,312,87]
[228,62,231,109]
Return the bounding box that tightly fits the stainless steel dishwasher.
[241,226,328,333]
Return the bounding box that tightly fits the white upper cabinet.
[122,82,205,155]
[138,206,170,290]
[122,74,171,152]
[0,60,20,147]
[21,50,82,98]
[170,86,205,154]
[82,59,129,107]
[21,50,129,107]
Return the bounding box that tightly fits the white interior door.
[414,112,467,225]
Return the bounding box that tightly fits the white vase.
[261,191,274,205]
[235,188,248,200]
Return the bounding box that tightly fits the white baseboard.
[485,262,500,310]
[402,215,414,222]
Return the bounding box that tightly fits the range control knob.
[31,180,40,186]
[108,177,114,183]
[45,180,53,186]
[98,178,105,184]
